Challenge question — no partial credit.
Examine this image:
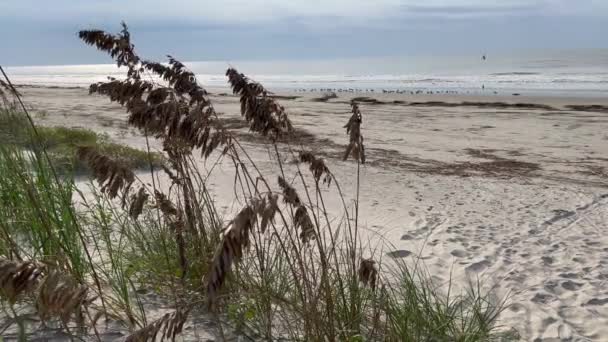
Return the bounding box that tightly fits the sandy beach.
[15,85,608,341]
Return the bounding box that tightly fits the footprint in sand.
[542,256,554,265]
[544,280,559,293]
[585,240,601,247]
[585,298,608,306]
[508,303,525,313]
[544,209,575,226]
[561,281,583,291]
[531,292,554,304]
[401,233,415,240]
[465,259,491,273]
[387,250,412,258]
[427,239,440,246]
[450,249,467,258]
[401,214,444,240]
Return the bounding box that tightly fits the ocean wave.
[490,72,541,76]
[552,79,608,84]
[397,78,456,84]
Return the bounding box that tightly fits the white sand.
[16,86,608,341]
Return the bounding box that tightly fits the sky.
[1,0,607,66]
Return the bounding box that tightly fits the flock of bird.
[293,88,482,95]
[292,55,496,96]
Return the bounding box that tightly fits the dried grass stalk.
[154,190,188,276]
[125,309,189,342]
[80,24,232,158]
[250,194,279,233]
[36,271,91,323]
[343,102,366,164]
[260,194,279,233]
[205,206,256,306]
[154,190,178,217]
[79,22,141,78]
[161,163,180,185]
[89,79,153,106]
[278,176,301,206]
[226,68,293,139]
[294,206,315,244]
[90,75,230,158]
[170,216,188,279]
[299,151,332,185]
[277,177,316,243]
[0,79,12,106]
[0,259,45,302]
[143,57,208,105]
[358,258,378,290]
[77,146,135,199]
[128,187,149,220]
[0,79,9,91]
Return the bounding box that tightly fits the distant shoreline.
[15,84,608,114]
[6,53,608,100]
[13,83,608,107]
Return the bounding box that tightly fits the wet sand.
[15,86,608,341]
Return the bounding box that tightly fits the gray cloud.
[0,0,606,66]
[2,0,606,23]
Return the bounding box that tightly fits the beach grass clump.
[0,144,86,275]
[0,24,512,341]
[0,109,162,173]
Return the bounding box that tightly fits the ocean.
[5,49,608,97]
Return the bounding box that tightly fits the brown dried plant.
[0,259,45,303]
[89,78,230,159]
[170,215,188,279]
[299,151,332,186]
[294,206,315,244]
[161,163,181,185]
[153,190,189,276]
[77,146,135,199]
[226,68,293,139]
[143,57,209,105]
[128,186,149,220]
[79,22,141,78]
[0,79,11,106]
[125,309,189,342]
[206,206,256,306]
[36,271,92,324]
[358,258,378,290]
[154,190,179,217]
[278,176,316,243]
[0,75,21,109]
[205,193,282,305]
[80,26,232,159]
[0,260,102,331]
[278,176,301,207]
[343,102,366,164]
[251,193,279,233]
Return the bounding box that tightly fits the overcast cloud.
[1,0,606,65]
